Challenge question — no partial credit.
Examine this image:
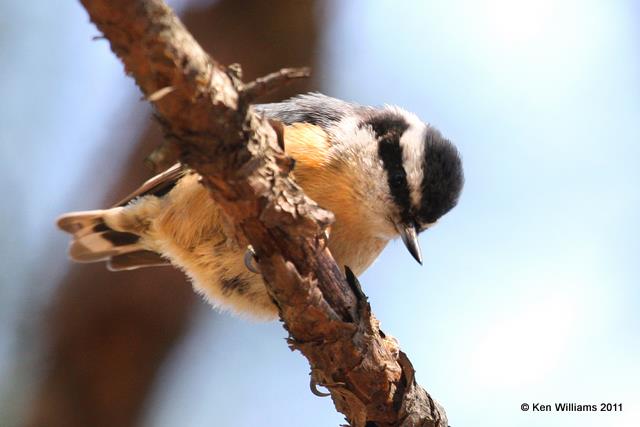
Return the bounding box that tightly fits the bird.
[56,93,464,320]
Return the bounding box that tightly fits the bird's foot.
[309,377,331,397]
[243,245,261,274]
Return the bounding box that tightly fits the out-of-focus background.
[1,0,638,426]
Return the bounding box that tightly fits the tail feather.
[69,231,142,262]
[108,250,170,271]
[57,210,108,237]
[56,209,163,269]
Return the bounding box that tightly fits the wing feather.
[114,162,185,207]
[255,92,362,129]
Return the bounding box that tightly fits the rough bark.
[77,1,448,425]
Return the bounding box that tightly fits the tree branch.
[241,66,312,102]
[78,1,448,425]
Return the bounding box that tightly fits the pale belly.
[111,173,388,320]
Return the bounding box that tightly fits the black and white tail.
[57,163,185,271]
[56,209,168,271]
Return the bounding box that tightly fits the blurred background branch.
[24,1,320,426]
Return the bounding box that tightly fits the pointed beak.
[397,224,423,265]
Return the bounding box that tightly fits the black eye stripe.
[379,140,412,223]
[363,114,413,224]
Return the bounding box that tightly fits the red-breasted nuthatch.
[57,93,464,319]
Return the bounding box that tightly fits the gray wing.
[255,92,365,129]
[113,162,186,207]
[114,94,354,207]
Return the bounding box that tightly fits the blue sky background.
[1,1,638,426]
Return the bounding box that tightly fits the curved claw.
[243,245,261,274]
[309,378,331,397]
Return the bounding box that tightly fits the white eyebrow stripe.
[399,121,426,212]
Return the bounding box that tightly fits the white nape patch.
[330,115,383,180]
[386,106,427,209]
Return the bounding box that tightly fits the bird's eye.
[390,172,404,188]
